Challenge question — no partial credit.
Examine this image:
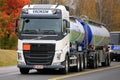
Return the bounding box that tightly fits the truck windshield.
[110,33,120,45]
[20,18,62,34]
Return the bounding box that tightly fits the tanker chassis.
[14,4,110,74]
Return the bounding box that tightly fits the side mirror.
[67,21,70,28]
[66,21,70,33]
[63,19,70,33]
[66,28,70,33]
[14,19,20,34]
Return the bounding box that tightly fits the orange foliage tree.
[0,0,29,49]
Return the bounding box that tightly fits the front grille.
[23,44,55,65]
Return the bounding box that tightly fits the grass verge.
[0,49,17,67]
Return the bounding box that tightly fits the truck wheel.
[83,53,87,69]
[89,60,96,69]
[80,55,84,71]
[102,61,106,66]
[102,59,108,66]
[102,56,108,67]
[61,56,69,74]
[95,54,99,68]
[20,68,29,74]
[102,55,110,67]
[107,55,111,66]
[74,56,80,72]
[110,53,113,61]
[89,55,97,69]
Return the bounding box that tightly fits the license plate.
[34,65,44,69]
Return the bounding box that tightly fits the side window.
[19,19,23,32]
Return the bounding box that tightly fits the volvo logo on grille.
[38,37,42,39]
[37,36,46,39]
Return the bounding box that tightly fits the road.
[0,62,120,80]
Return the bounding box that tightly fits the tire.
[83,53,87,69]
[20,68,29,74]
[95,54,99,68]
[89,60,96,69]
[101,62,106,67]
[110,53,114,61]
[102,55,110,67]
[107,55,111,66]
[80,55,84,71]
[61,56,69,74]
[74,56,80,72]
[89,54,97,69]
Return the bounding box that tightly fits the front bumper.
[17,64,65,69]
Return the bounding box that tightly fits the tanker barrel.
[70,16,110,49]
[69,16,85,44]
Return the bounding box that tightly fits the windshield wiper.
[22,30,37,34]
[42,30,56,34]
[22,30,57,35]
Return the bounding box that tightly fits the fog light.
[56,50,62,60]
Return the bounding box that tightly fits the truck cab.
[15,4,71,74]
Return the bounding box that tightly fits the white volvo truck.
[14,4,110,74]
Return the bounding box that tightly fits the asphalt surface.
[0,62,120,80]
[62,67,120,80]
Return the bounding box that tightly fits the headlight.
[56,50,62,60]
[57,53,61,60]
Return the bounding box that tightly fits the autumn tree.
[31,0,49,4]
[0,0,29,49]
[111,0,120,31]
[96,0,113,31]
[75,0,98,20]
[25,0,120,31]
[1,0,120,49]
